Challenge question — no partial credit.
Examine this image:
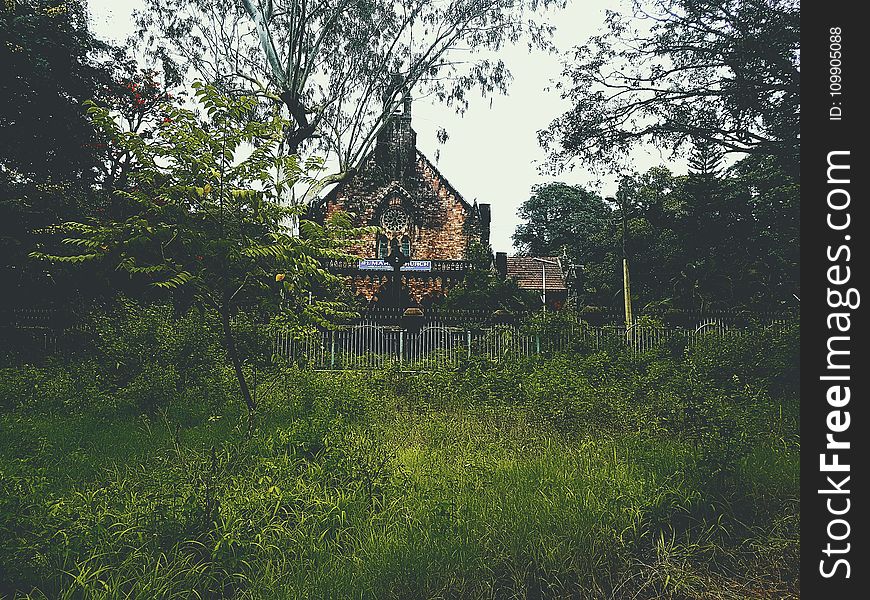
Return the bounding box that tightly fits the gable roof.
[414,149,475,213]
[506,256,567,291]
[315,145,475,215]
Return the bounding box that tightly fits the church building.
[311,95,491,308]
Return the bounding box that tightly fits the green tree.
[514,160,798,312]
[0,0,123,308]
[136,0,565,180]
[513,182,612,260]
[540,0,800,178]
[31,84,365,418]
[615,159,797,312]
[724,155,799,308]
[95,67,177,192]
[687,139,725,178]
[0,0,116,183]
[512,182,615,306]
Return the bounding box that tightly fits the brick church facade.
[311,96,490,307]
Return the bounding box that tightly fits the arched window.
[377,235,389,259]
[376,203,414,258]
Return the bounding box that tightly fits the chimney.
[375,88,416,179]
[495,252,508,278]
[478,203,491,247]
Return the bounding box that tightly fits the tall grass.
[0,314,799,599]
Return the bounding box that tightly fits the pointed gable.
[314,100,490,262]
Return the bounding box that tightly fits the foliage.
[32,84,354,310]
[540,0,800,178]
[135,0,566,175]
[512,181,615,305]
[514,155,799,311]
[0,0,123,309]
[0,2,189,313]
[0,0,115,183]
[0,324,799,598]
[687,139,725,177]
[0,359,105,413]
[89,300,239,414]
[513,182,613,261]
[95,67,177,191]
[616,157,799,312]
[0,301,241,416]
[29,84,367,414]
[439,242,539,313]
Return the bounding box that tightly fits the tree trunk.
[220,304,256,419]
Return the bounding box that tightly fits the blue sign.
[358,259,391,271]
[358,259,432,272]
[402,260,432,272]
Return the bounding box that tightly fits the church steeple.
[375,88,416,180]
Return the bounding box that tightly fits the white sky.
[87,0,681,253]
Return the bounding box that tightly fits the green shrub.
[0,359,105,413]
[687,323,799,393]
[90,300,238,413]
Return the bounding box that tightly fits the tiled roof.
[506,256,567,291]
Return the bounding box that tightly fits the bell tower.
[375,90,416,180]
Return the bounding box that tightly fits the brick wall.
[323,152,480,258]
[320,130,486,304]
[347,273,461,305]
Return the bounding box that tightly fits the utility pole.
[620,188,633,337]
[609,190,633,338]
[532,257,559,311]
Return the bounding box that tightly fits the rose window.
[380,207,411,234]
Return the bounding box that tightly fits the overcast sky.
[87,0,680,254]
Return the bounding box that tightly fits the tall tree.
[513,182,612,260]
[135,0,564,184]
[0,0,125,308]
[0,0,115,182]
[687,139,724,177]
[615,161,796,311]
[31,85,366,418]
[725,154,799,308]
[514,161,799,311]
[539,0,800,178]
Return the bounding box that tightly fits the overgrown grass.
[0,315,799,599]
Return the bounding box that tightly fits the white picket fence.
[274,316,794,371]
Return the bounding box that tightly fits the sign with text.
[358,259,432,272]
[358,259,391,271]
[401,260,432,272]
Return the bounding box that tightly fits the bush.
[0,359,105,413]
[687,322,799,393]
[90,300,237,413]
